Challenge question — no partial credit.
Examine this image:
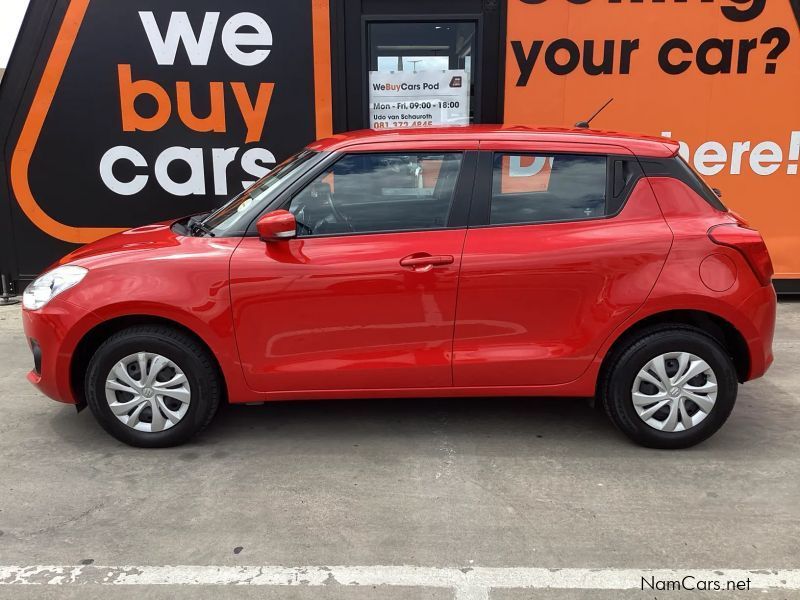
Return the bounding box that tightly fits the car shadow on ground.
[45,381,791,456]
[48,394,613,446]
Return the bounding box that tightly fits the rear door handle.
[400,254,455,271]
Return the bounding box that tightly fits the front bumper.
[21,298,102,405]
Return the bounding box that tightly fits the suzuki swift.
[22,126,776,448]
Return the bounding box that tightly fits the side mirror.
[256,210,297,242]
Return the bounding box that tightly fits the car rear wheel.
[600,325,738,449]
[85,326,221,447]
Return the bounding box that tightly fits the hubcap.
[104,352,191,433]
[631,352,718,433]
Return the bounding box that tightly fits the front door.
[333,0,505,131]
[230,146,477,393]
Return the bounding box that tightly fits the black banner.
[0,0,320,281]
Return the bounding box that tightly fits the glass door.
[366,21,478,128]
[332,0,505,132]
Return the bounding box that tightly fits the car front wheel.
[601,325,738,449]
[85,325,221,447]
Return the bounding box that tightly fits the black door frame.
[331,0,506,133]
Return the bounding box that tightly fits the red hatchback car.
[22,126,776,448]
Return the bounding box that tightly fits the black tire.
[85,326,222,448]
[600,325,738,449]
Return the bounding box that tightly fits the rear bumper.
[21,298,101,405]
[739,284,777,381]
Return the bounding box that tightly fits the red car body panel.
[38,224,251,404]
[22,298,101,404]
[229,229,466,392]
[638,177,775,379]
[452,179,673,387]
[20,126,775,408]
[307,125,680,158]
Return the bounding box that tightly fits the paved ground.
[0,301,799,599]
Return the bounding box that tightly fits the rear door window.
[490,153,608,225]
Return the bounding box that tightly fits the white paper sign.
[369,70,470,129]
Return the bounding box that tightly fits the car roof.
[307,125,680,158]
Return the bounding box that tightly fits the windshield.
[200,149,318,235]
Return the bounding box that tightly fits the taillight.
[708,224,774,286]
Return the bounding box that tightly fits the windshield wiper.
[188,216,216,237]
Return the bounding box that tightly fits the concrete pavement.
[1,301,799,598]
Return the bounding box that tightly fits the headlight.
[23,265,88,310]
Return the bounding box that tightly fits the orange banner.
[505,0,800,278]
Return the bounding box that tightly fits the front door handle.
[400,254,455,272]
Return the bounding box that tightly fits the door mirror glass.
[256,210,297,242]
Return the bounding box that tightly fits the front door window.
[288,152,464,236]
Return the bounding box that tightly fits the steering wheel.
[326,193,354,233]
[308,182,354,233]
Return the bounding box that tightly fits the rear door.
[230,142,478,394]
[453,142,673,387]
